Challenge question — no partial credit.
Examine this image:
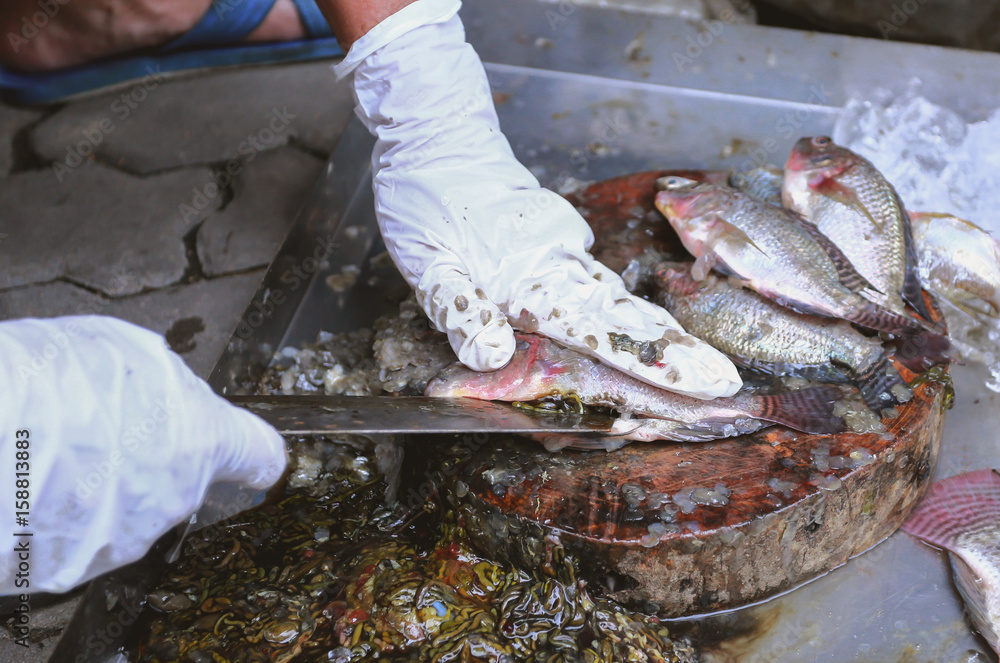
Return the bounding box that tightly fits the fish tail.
[902,469,1000,553]
[853,355,907,412]
[756,386,846,435]
[903,276,936,323]
[849,300,932,335]
[891,330,955,374]
[901,209,937,323]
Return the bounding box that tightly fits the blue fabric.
[290,0,334,38]
[163,0,278,53]
[0,0,341,105]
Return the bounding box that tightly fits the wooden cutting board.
[448,171,950,618]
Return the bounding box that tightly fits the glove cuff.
[332,0,462,81]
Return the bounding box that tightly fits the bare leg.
[0,0,306,72]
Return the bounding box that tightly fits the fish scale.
[783,136,929,321]
[653,262,908,411]
[655,181,930,336]
[425,333,846,445]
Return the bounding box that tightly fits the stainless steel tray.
[55,0,1000,660]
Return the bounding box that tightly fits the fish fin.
[902,470,1000,553]
[848,298,936,335]
[709,213,769,257]
[890,330,955,373]
[527,432,631,452]
[769,294,836,319]
[741,359,851,384]
[618,417,762,443]
[785,211,882,295]
[812,176,885,229]
[756,386,847,435]
[949,552,1000,653]
[953,296,1000,320]
[850,355,908,412]
[899,207,937,322]
[691,252,717,281]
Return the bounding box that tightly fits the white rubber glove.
[0,316,287,594]
[334,0,741,399]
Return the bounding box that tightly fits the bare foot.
[0,0,307,72]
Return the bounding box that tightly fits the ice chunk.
[834,84,1000,391]
[834,82,1000,236]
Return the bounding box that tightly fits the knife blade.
[227,394,618,435]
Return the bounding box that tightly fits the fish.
[729,165,784,206]
[902,469,1000,655]
[783,136,934,323]
[910,211,1000,320]
[654,178,932,336]
[653,261,910,412]
[425,333,846,444]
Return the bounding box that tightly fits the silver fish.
[910,211,1000,320]
[425,333,845,444]
[653,262,909,412]
[654,178,932,336]
[903,469,1000,655]
[783,136,933,323]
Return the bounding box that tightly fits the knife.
[227,394,618,435]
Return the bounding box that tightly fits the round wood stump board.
[453,171,950,619]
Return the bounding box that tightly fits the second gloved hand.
[0,316,287,594]
[335,0,741,399]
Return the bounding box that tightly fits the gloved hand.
[334,0,741,399]
[0,316,287,594]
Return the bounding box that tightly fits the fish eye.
[812,136,832,147]
[658,176,697,190]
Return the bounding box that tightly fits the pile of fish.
[426,136,972,446]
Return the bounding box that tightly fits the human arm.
[0,317,286,594]
[314,0,742,398]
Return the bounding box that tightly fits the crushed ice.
[834,82,1000,391]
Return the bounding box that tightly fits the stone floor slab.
[0,104,42,177]
[29,61,354,176]
[0,590,83,663]
[0,270,264,378]
[197,147,324,276]
[0,162,220,295]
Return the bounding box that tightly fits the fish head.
[655,183,733,258]
[424,334,566,400]
[653,261,701,296]
[785,136,856,196]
